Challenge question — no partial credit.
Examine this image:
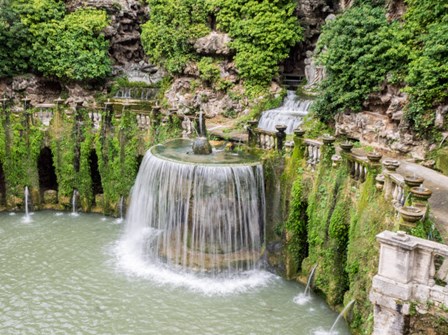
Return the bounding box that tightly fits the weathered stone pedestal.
[370,231,448,335]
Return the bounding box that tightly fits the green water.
[152,139,260,166]
[0,212,350,335]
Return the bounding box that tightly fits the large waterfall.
[116,140,268,293]
[258,90,312,134]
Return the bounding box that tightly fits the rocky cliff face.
[0,0,164,108]
[66,0,163,84]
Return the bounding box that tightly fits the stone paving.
[398,161,448,243]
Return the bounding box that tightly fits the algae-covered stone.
[43,190,58,204]
[435,147,448,176]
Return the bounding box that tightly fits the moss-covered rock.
[435,147,448,176]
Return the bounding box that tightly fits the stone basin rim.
[150,138,262,167]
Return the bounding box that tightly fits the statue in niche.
[181,115,193,139]
[304,51,325,91]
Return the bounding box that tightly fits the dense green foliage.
[96,110,139,212]
[312,5,406,121]
[141,0,210,74]
[0,0,31,77]
[213,0,302,86]
[141,0,301,87]
[0,0,111,81]
[30,8,111,80]
[313,1,448,134]
[1,112,43,200]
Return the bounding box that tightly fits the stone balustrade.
[255,128,277,150]
[346,155,369,182]
[304,139,322,169]
[136,113,151,129]
[385,173,406,209]
[370,230,448,335]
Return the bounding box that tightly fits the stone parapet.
[370,230,448,334]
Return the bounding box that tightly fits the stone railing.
[385,173,406,208]
[255,128,277,150]
[370,230,448,335]
[247,122,288,151]
[347,155,369,182]
[136,113,151,129]
[304,139,322,169]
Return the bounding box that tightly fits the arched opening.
[89,150,103,196]
[0,163,6,206]
[37,147,58,196]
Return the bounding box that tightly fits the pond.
[0,212,350,335]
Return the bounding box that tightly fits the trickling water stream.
[258,90,312,134]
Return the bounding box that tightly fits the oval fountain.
[116,122,271,294]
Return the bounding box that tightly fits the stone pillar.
[321,136,335,167]
[293,128,306,160]
[370,231,413,335]
[247,120,258,147]
[275,125,287,152]
[369,230,448,335]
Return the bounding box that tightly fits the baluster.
[429,253,436,286]
[392,183,398,203]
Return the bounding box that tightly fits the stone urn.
[404,175,424,187]
[322,135,335,145]
[382,159,400,172]
[275,124,287,133]
[367,152,382,163]
[410,186,432,201]
[399,206,424,223]
[340,142,354,152]
[294,127,305,137]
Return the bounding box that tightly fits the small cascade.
[23,186,31,222]
[328,300,355,334]
[118,196,125,223]
[293,264,317,305]
[72,190,79,215]
[258,91,312,134]
[114,87,158,100]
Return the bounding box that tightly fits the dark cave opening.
[89,150,103,196]
[37,147,58,194]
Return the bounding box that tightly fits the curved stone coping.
[150,138,262,167]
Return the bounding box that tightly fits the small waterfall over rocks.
[116,139,270,293]
[258,91,312,134]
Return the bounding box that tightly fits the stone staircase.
[281,73,304,90]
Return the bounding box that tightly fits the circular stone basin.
[404,175,424,187]
[410,186,432,200]
[367,152,382,162]
[383,159,400,171]
[151,138,260,166]
[340,142,354,152]
[322,136,335,144]
[399,206,424,223]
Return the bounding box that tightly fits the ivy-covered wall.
[280,142,395,334]
[0,104,180,215]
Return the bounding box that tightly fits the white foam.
[258,91,312,134]
[113,236,275,296]
[293,292,312,305]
